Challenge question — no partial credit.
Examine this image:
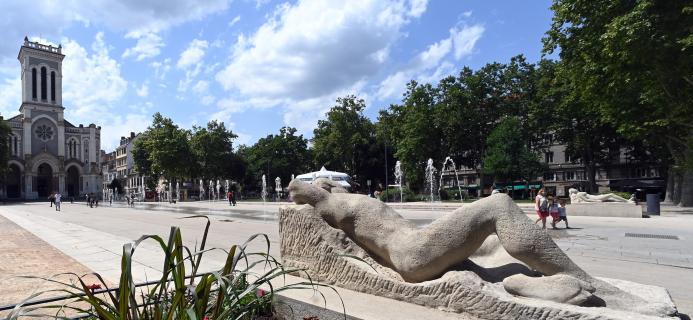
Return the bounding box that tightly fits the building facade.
[2,38,102,200]
[443,134,664,199]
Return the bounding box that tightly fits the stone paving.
[0,214,100,318]
[0,200,691,318]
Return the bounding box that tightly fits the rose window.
[35,124,54,141]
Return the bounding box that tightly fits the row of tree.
[1,0,689,205]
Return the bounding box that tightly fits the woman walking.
[533,188,549,229]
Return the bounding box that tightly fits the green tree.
[483,117,546,196]
[313,96,384,189]
[190,120,238,179]
[132,113,194,181]
[240,127,312,191]
[544,0,693,205]
[532,59,623,193]
[0,117,11,176]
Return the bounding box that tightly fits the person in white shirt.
[54,192,62,212]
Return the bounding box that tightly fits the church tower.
[18,36,64,109]
[3,37,101,201]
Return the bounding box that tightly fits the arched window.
[84,140,89,160]
[50,71,55,101]
[13,136,17,156]
[32,68,37,99]
[40,67,47,100]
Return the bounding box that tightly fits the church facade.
[2,38,101,200]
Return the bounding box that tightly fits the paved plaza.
[0,200,691,319]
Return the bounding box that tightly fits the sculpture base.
[279,205,676,319]
[567,202,642,218]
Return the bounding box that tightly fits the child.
[548,196,560,229]
[554,198,570,229]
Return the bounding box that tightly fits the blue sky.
[0,0,554,151]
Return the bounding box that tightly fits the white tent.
[295,166,352,189]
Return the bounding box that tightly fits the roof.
[63,120,76,127]
[295,166,349,179]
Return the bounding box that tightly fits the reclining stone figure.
[287,179,670,315]
[569,188,634,203]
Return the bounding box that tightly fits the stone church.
[2,38,101,200]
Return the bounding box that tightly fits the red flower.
[255,288,266,298]
[203,317,209,320]
[86,284,101,291]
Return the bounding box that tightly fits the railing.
[0,274,205,320]
[24,41,61,54]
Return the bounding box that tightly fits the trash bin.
[646,194,660,215]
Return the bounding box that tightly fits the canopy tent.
[295,166,352,189]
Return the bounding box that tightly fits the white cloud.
[451,24,484,59]
[136,82,149,97]
[192,80,209,95]
[0,77,21,118]
[376,23,484,100]
[215,0,428,100]
[122,32,164,61]
[177,39,208,69]
[0,0,232,57]
[62,32,128,119]
[99,113,150,150]
[462,10,473,18]
[228,15,241,27]
[150,58,172,80]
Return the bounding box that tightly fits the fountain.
[261,174,268,220]
[394,161,404,203]
[424,158,437,203]
[439,156,463,203]
[216,180,221,201]
[176,181,180,202]
[209,180,214,201]
[199,179,204,201]
[275,177,282,201]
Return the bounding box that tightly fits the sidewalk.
[0,214,98,316]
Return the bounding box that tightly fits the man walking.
[54,192,62,212]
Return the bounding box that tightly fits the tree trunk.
[664,167,675,204]
[673,171,682,204]
[678,170,693,207]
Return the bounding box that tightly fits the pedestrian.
[49,193,55,207]
[533,188,549,229]
[227,191,233,206]
[231,190,236,206]
[86,193,90,207]
[548,196,560,229]
[554,198,570,229]
[54,192,61,212]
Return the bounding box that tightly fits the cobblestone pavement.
[0,213,102,317]
[1,200,692,318]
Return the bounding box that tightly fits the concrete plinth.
[567,202,642,218]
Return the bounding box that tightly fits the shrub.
[379,186,415,202]
[9,216,340,320]
[600,190,632,200]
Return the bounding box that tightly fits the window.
[40,67,47,100]
[565,153,572,163]
[50,71,55,101]
[566,171,575,180]
[35,124,54,141]
[545,152,554,163]
[32,68,37,99]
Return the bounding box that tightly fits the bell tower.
[18,36,65,110]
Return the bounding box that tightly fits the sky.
[0,0,555,151]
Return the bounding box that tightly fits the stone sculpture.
[281,180,676,319]
[569,188,634,203]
